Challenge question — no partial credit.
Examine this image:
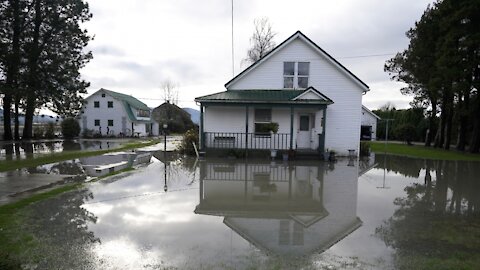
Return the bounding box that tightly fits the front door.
[297,115,311,149]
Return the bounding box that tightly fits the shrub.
[179,128,199,155]
[395,124,417,145]
[61,118,81,139]
[82,128,94,138]
[360,141,370,156]
[33,125,44,139]
[45,122,56,139]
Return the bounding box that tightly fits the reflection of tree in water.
[19,188,100,268]
[376,158,480,269]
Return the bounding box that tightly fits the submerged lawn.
[369,141,480,161]
[0,139,160,172]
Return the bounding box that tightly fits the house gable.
[226,31,369,93]
[362,105,381,120]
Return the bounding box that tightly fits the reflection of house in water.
[195,159,362,256]
[80,152,152,177]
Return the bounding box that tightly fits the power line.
[338,53,396,59]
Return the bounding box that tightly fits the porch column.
[290,106,294,150]
[245,106,249,150]
[200,105,204,150]
[318,106,327,153]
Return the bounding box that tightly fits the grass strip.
[0,139,160,172]
[369,141,480,161]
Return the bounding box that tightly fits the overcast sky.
[81,0,434,110]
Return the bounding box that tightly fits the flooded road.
[9,153,480,269]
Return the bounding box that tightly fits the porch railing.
[204,132,290,150]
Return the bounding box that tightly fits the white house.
[79,88,159,137]
[361,105,380,141]
[195,31,370,156]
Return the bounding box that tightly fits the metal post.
[383,119,394,151]
[245,105,249,152]
[200,105,204,150]
[290,106,294,150]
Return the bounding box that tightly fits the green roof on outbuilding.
[101,89,150,111]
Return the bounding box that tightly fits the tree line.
[0,0,92,140]
[385,0,479,152]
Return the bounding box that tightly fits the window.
[94,119,100,126]
[255,109,272,122]
[94,101,100,108]
[298,62,309,88]
[254,109,277,135]
[299,115,309,131]
[101,93,106,97]
[137,109,150,117]
[283,62,310,89]
[108,101,113,108]
[108,120,113,126]
[283,62,294,88]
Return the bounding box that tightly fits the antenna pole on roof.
[231,0,235,77]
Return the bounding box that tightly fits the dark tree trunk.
[23,0,42,139]
[470,93,480,153]
[4,0,22,141]
[425,101,437,147]
[14,96,20,140]
[22,94,35,139]
[456,92,469,151]
[444,94,454,150]
[470,111,480,153]
[434,105,447,148]
[2,95,13,140]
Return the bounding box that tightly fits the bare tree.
[161,79,179,104]
[244,17,276,64]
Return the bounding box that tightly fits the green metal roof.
[195,88,333,105]
[101,89,150,111]
[94,88,151,122]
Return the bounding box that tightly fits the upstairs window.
[298,62,309,88]
[283,62,295,88]
[94,119,100,126]
[108,101,113,108]
[101,93,106,97]
[94,101,100,108]
[283,62,310,89]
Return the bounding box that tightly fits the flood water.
[0,140,124,160]
[11,153,480,269]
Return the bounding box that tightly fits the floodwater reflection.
[11,153,480,269]
[195,160,361,257]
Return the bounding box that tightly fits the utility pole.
[231,0,235,77]
[383,119,394,151]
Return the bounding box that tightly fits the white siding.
[228,38,363,155]
[79,92,127,136]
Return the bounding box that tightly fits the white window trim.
[283,62,310,89]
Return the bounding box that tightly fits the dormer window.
[283,62,310,89]
[137,109,150,118]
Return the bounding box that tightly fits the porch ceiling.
[195,89,333,106]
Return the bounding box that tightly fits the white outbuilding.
[79,88,159,137]
[361,105,381,141]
